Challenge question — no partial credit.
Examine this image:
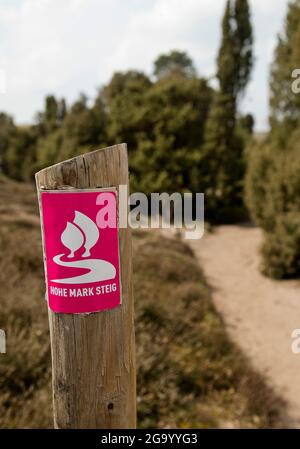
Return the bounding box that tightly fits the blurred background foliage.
[2,0,300,279]
[0,0,253,224]
[2,0,300,428]
[245,0,300,278]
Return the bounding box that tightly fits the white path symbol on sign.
[51,211,116,284]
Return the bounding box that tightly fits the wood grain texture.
[35,144,136,429]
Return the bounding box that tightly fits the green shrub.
[261,212,300,279]
[245,0,300,279]
[245,140,274,230]
[245,137,300,278]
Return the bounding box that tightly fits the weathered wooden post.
[35,143,136,429]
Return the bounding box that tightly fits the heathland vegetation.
[246,0,300,278]
[2,0,300,428]
[0,176,284,428]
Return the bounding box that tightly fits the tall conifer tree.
[270,0,300,143]
[202,0,253,221]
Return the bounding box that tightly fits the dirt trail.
[189,225,300,428]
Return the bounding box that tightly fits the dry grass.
[0,176,286,428]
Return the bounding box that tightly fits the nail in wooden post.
[35,144,136,429]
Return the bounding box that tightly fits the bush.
[245,137,300,278]
[245,0,300,279]
[245,140,274,230]
[261,212,300,279]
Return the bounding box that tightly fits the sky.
[0,0,289,131]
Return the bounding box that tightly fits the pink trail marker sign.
[40,189,121,314]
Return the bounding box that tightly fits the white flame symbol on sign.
[51,211,116,284]
[61,211,99,258]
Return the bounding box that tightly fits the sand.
[189,225,300,428]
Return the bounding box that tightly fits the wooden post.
[35,144,136,429]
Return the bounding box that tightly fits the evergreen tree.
[202,0,253,222]
[36,95,67,136]
[217,0,253,99]
[57,98,67,124]
[153,50,196,79]
[217,1,236,97]
[130,75,212,194]
[269,0,300,143]
[233,0,253,97]
[2,126,38,181]
[104,71,152,150]
[35,92,107,168]
[245,0,300,278]
[0,113,15,170]
[103,63,212,194]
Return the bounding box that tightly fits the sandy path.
[189,225,300,428]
